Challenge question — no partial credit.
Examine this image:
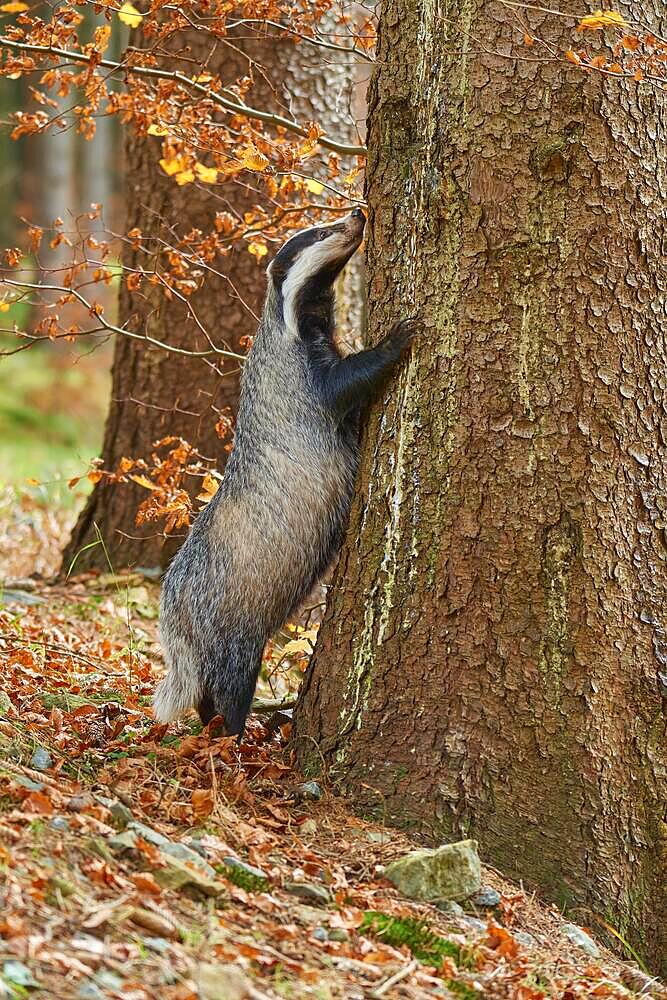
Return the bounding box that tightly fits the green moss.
[361,911,461,965]
[216,863,270,893]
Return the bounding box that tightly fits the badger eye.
[317,230,329,241]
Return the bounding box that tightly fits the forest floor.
[0,493,666,1000]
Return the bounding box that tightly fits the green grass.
[0,332,109,496]
[361,911,463,965]
[360,911,480,997]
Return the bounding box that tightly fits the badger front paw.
[388,317,423,351]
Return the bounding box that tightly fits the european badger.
[155,209,418,736]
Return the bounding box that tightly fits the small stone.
[184,837,208,858]
[293,781,323,802]
[463,917,487,933]
[469,887,501,908]
[108,829,140,854]
[13,775,44,792]
[160,842,217,878]
[284,881,333,905]
[436,900,465,917]
[3,577,37,592]
[384,839,482,903]
[143,937,170,954]
[30,747,53,771]
[514,931,537,949]
[365,830,390,844]
[198,962,253,999]
[76,982,104,1000]
[327,928,350,942]
[0,691,12,716]
[67,793,94,812]
[3,961,39,988]
[312,926,328,942]
[109,801,133,828]
[300,819,317,837]
[290,904,330,926]
[153,855,223,897]
[94,970,123,990]
[1,589,45,607]
[50,817,70,832]
[128,821,171,847]
[563,923,600,958]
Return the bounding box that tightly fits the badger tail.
[153,624,203,723]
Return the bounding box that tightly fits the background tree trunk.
[61,26,361,573]
[296,0,667,974]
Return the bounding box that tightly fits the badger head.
[267,208,365,339]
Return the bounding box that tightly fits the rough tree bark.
[296,0,667,974]
[62,26,361,572]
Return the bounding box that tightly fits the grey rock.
[313,926,328,942]
[284,881,333,905]
[436,900,465,917]
[294,781,323,801]
[30,747,53,771]
[109,801,133,828]
[514,931,537,949]
[365,830,391,844]
[327,927,350,942]
[50,816,70,832]
[290,904,330,926]
[469,886,501,908]
[128,821,171,847]
[299,819,317,837]
[94,970,123,990]
[144,937,170,954]
[108,829,140,854]
[463,917,486,933]
[198,962,253,999]
[153,855,223,897]
[76,982,105,1000]
[184,837,208,858]
[1,589,45,607]
[384,839,482,903]
[3,577,37,592]
[222,856,269,881]
[161,842,217,878]
[67,793,94,812]
[3,961,39,988]
[12,775,44,792]
[563,923,600,958]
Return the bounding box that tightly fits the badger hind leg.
[199,629,265,738]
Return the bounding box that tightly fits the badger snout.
[342,207,365,244]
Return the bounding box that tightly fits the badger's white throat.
[281,235,350,339]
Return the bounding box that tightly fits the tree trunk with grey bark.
[61,24,362,573]
[296,0,667,974]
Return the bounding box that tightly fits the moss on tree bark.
[296,0,667,973]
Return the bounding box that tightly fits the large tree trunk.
[62,24,360,573]
[296,0,667,974]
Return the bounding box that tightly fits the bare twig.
[371,961,419,998]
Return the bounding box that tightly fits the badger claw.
[389,317,423,349]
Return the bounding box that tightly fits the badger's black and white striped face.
[268,209,365,337]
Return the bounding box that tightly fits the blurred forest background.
[0,10,125,505]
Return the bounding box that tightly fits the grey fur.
[155,211,417,735]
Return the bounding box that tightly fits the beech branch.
[0,36,367,157]
[0,277,245,361]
